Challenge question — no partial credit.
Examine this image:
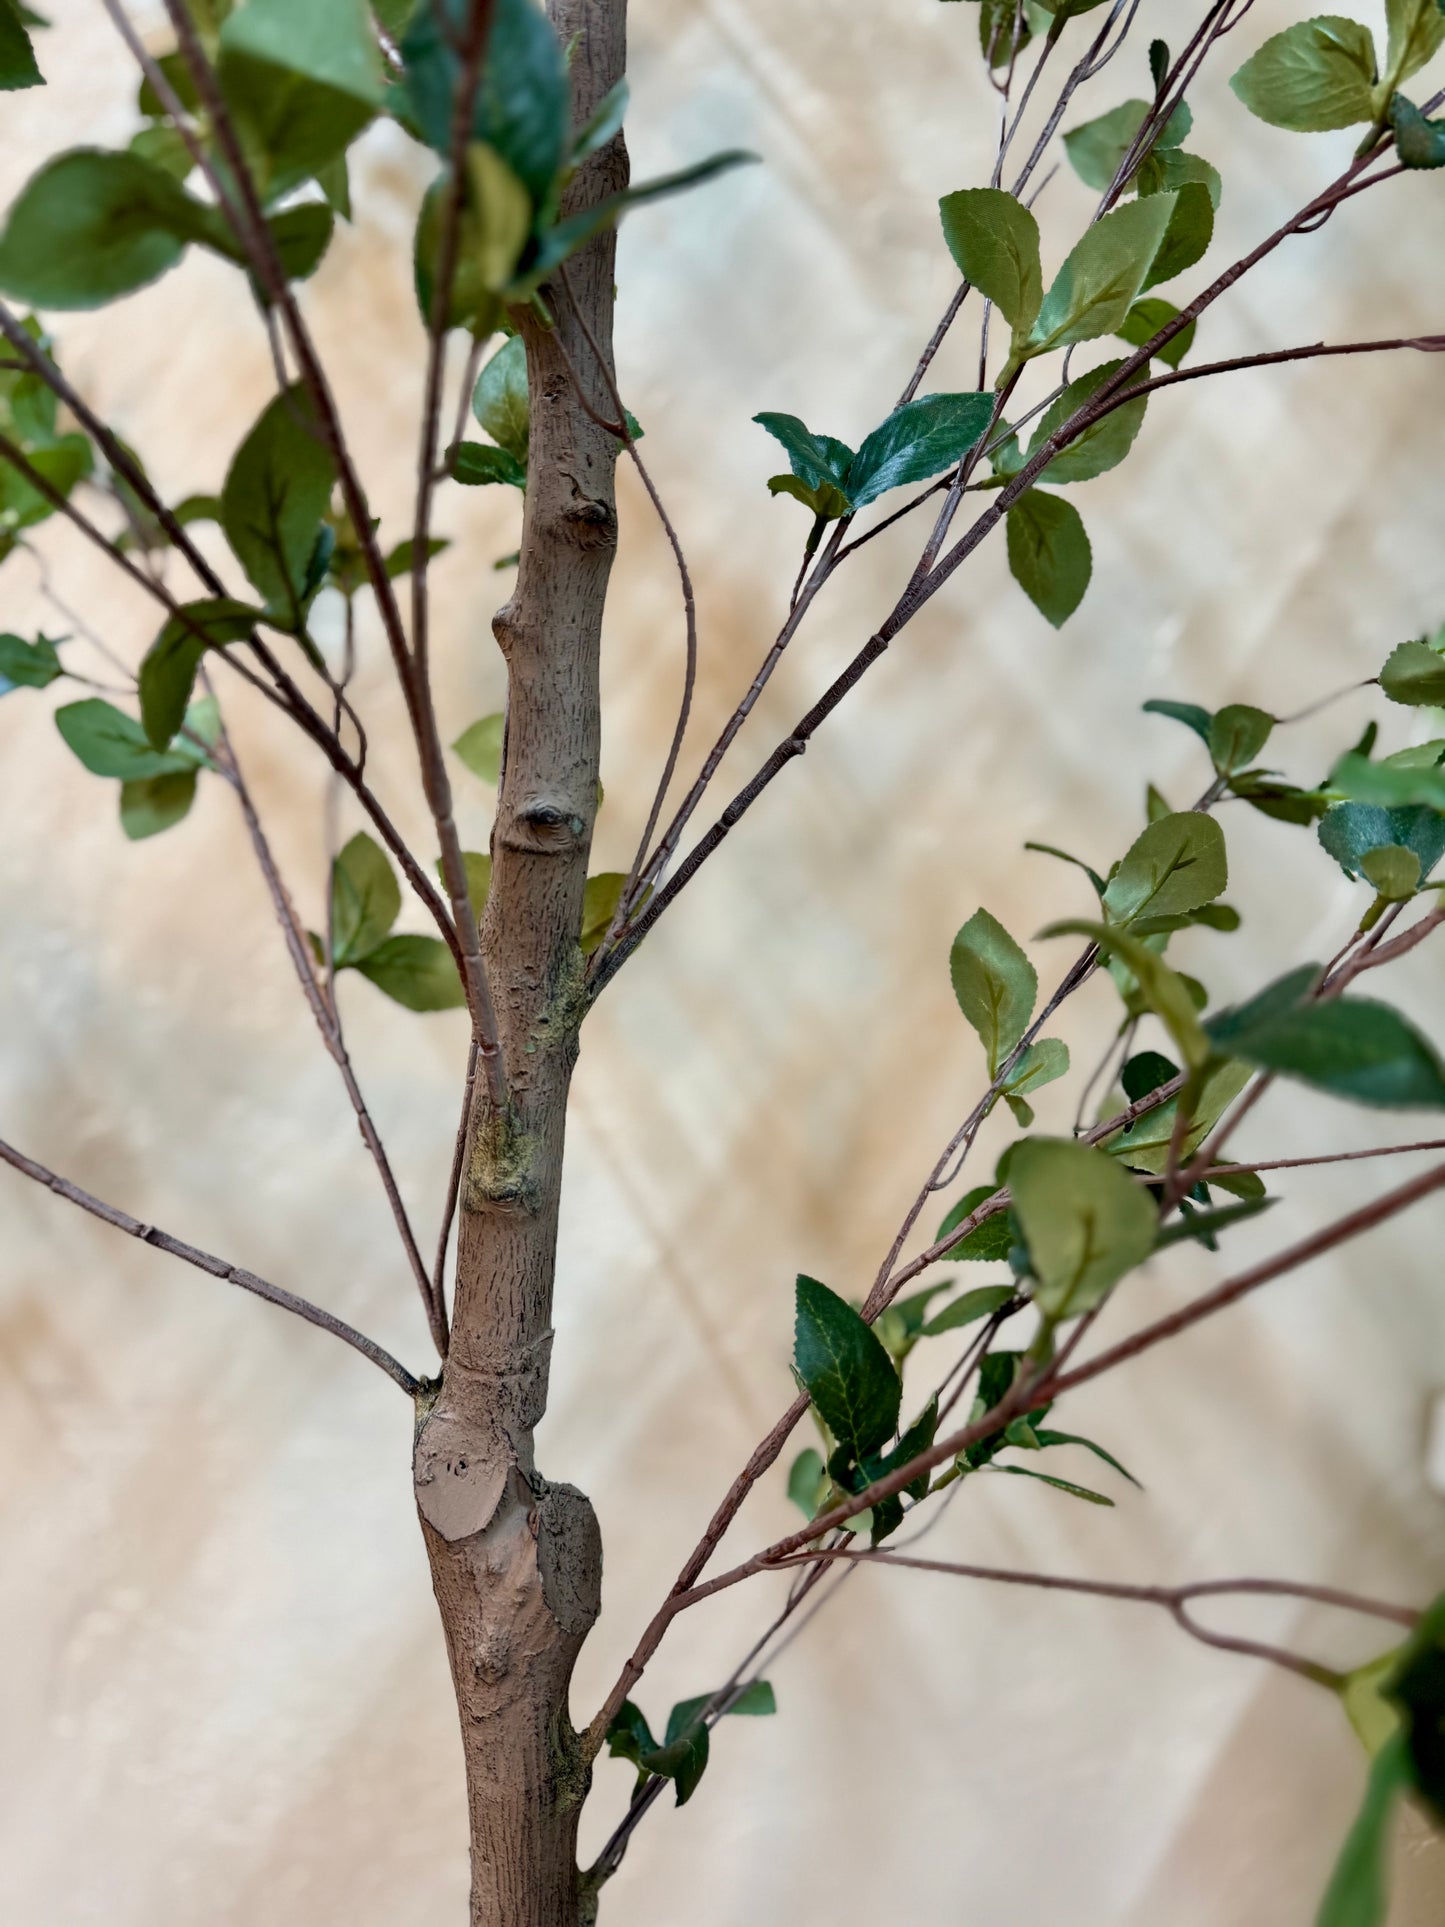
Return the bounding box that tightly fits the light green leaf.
[580,872,626,953]
[218,0,382,199]
[1009,1135,1157,1320]
[793,1274,901,1459]
[330,831,401,964]
[1006,488,1091,627]
[1385,0,1445,86]
[0,149,205,309]
[1359,844,1421,900]
[472,335,529,465]
[937,187,1042,334]
[119,769,198,840]
[138,597,261,749]
[1103,810,1227,925]
[921,1284,1015,1337]
[1380,637,1445,706]
[1316,1731,1410,1927]
[1027,195,1177,356]
[1230,17,1377,133]
[1332,750,1445,811]
[845,392,994,509]
[1108,1058,1251,1174]
[453,712,505,783]
[950,907,1037,1076]
[1062,97,1190,192]
[1003,1036,1070,1104]
[786,1447,826,1518]
[354,933,465,1010]
[221,386,338,623]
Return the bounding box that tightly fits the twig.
[0,1134,418,1395]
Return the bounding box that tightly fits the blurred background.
[2,1,1444,1921]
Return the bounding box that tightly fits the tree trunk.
[413,2,627,1920]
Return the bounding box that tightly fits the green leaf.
[1380,637,1445,706]
[1023,357,1149,487]
[845,392,994,510]
[1062,97,1191,192]
[1316,1730,1410,1927]
[266,201,335,282]
[0,630,60,691]
[754,412,854,496]
[1151,1194,1273,1250]
[472,336,529,465]
[1122,1049,1179,1102]
[1213,992,1445,1110]
[1388,1589,1445,1823]
[793,1274,901,1459]
[1389,91,1445,165]
[1209,704,1274,774]
[1031,1427,1142,1487]
[1385,0,1445,85]
[515,150,757,289]
[119,769,198,840]
[55,698,202,781]
[1027,195,1177,356]
[1143,696,1212,744]
[453,712,505,783]
[354,933,465,1011]
[330,831,401,964]
[0,149,205,309]
[1230,17,1377,133]
[0,431,90,530]
[1318,801,1445,882]
[1332,749,1445,811]
[921,1284,1015,1337]
[138,597,261,748]
[936,1185,1014,1261]
[950,907,1037,1076]
[400,0,569,202]
[571,78,629,166]
[382,535,448,578]
[786,1448,826,1518]
[937,187,1042,334]
[1003,1036,1070,1105]
[221,386,338,624]
[413,143,531,330]
[216,0,382,201]
[1006,488,1091,627]
[0,0,43,90]
[728,1680,777,1717]
[1108,1059,1252,1174]
[1103,810,1227,925]
[643,1702,710,1806]
[1359,844,1421,900]
[453,440,527,487]
[580,873,625,953]
[1009,1136,1157,1321]
[456,849,492,914]
[1025,839,1107,896]
[605,1700,656,1770]
[997,1464,1115,1505]
[1139,180,1214,293]
[1045,917,1211,1069]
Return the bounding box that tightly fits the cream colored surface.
[2,3,1444,1922]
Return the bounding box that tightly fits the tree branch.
[0,1133,419,1395]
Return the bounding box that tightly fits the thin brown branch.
[0,1133,418,1395]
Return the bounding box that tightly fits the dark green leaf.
[606,1700,656,1768]
[1010,1135,1158,1320]
[1139,180,1213,292]
[1025,839,1107,895]
[845,391,994,510]
[330,831,401,963]
[222,386,338,623]
[728,1680,777,1717]
[0,149,205,308]
[267,201,335,281]
[1388,1588,1445,1823]
[1143,696,1212,744]
[1318,801,1445,881]
[0,431,90,529]
[1031,1427,1142,1487]
[753,412,853,496]
[1116,296,1195,369]
[119,768,198,840]
[1108,1059,1251,1174]
[1122,1049,1179,1102]
[0,630,60,691]
[950,906,1037,1075]
[354,933,465,1010]
[0,0,43,90]
[793,1274,901,1459]
[138,596,260,748]
[1006,488,1091,627]
[1390,91,1445,166]
[1332,749,1445,812]
[400,0,569,201]
[936,1185,1014,1262]
[1151,1194,1273,1249]
[383,535,449,578]
[517,151,757,287]
[1230,17,1377,133]
[1215,990,1445,1110]
[453,440,527,487]
[1103,810,1227,924]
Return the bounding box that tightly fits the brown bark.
[413,3,628,1921]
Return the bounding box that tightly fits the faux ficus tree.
[3,0,1445,1921]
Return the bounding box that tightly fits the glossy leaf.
[1009,1136,1157,1320]
[950,907,1037,1075]
[845,391,994,509]
[1230,17,1377,133]
[1006,488,1091,626]
[1318,801,1445,881]
[753,412,853,496]
[793,1274,901,1459]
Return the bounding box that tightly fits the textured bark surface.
[413,3,628,1921]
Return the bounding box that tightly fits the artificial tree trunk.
[412,3,627,1919]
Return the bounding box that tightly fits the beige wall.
[2,2,1444,1921]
